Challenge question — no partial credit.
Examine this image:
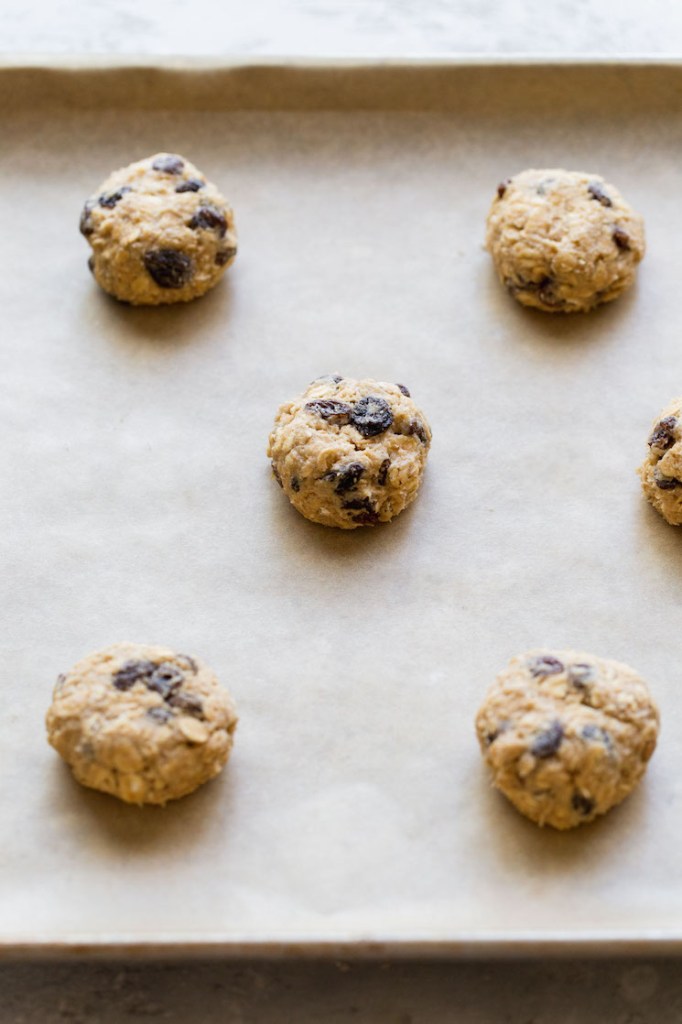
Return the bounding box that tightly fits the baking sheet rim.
[4,53,682,115]
[4,932,682,961]
[4,53,682,68]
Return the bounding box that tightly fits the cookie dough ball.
[267,375,431,529]
[475,650,658,829]
[79,153,237,305]
[638,398,682,524]
[485,169,645,313]
[46,643,238,805]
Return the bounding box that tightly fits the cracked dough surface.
[79,153,237,305]
[485,168,645,313]
[638,397,682,524]
[46,643,238,805]
[267,375,432,529]
[475,649,658,830]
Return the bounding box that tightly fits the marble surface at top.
[4,0,682,56]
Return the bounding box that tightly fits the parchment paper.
[2,61,682,956]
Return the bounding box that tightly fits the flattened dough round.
[46,643,238,805]
[485,168,645,313]
[267,375,432,529]
[638,397,682,524]
[475,649,658,829]
[79,153,237,305]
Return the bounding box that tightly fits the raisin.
[587,181,612,207]
[189,205,227,237]
[271,462,283,488]
[304,400,353,425]
[147,662,185,699]
[342,497,375,513]
[113,659,156,691]
[377,458,390,486]
[328,462,365,494]
[175,177,205,193]
[143,249,193,289]
[79,201,95,236]
[396,383,411,397]
[531,721,564,758]
[648,416,677,451]
[486,720,509,745]
[572,793,595,816]
[582,724,610,745]
[654,467,681,490]
[87,256,95,274]
[508,275,559,306]
[152,154,185,174]
[529,277,561,307]
[98,186,132,209]
[528,655,564,678]
[613,226,631,250]
[408,420,429,444]
[291,476,301,492]
[343,497,378,524]
[350,396,393,437]
[56,673,66,687]
[351,510,380,525]
[568,662,595,687]
[147,706,173,724]
[176,654,198,673]
[497,178,511,198]
[215,247,237,266]
[168,691,205,717]
[535,177,556,196]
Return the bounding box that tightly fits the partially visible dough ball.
[475,649,658,829]
[46,643,238,805]
[267,375,432,529]
[79,153,237,305]
[638,398,682,524]
[485,168,645,313]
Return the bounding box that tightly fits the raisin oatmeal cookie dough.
[267,375,431,529]
[486,169,645,313]
[79,153,237,305]
[475,650,658,830]
[46,643,238,805]
[638,398,682,524]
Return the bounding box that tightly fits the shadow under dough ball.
[79,153,237,305]
[485,169,645,313]
[638,398,682,524]
[475,649,658,829]
[267,375,432,529]
[46,643,238,805]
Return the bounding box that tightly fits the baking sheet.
[2,58,682,958]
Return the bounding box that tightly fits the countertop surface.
[2,957,681,1023]
[3,2,682,1022]
[5,0,682,57]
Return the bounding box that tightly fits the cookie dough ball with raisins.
[485,169,645,313]
[638,398,682,524]
[79,153,237,305]
[475,650,658,830]
[46,643,238,805]
[267,375,431,529]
